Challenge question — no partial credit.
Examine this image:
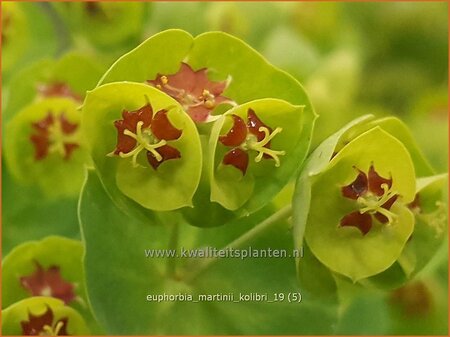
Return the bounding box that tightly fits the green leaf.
[335,292,390,335]
[79,169,337,334]
[2,297,89,335]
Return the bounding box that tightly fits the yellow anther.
[160,76,168,85]
[204,100,215,108]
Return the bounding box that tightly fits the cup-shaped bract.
[4,98,89,198]
[306,127,416,281]
[2,237,86,310]
[293,115,447,289]
[2,297,89,336]
[98,29,315,129]
[92,29,315,225]
[3,52,104,124]
[82,82,202,212]
[209,99,305,211]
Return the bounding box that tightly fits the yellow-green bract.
[82,29,315,225]
[4,98,89,198]
[2,297,89,336]
[293,115,447,289]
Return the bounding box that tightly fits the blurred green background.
[2,1,448,335]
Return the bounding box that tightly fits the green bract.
[82,82,202,211]
[3,52,104,123]
[2,236,86,309]
[307,127,416,280]
[293,115,446,286]
[209,99,304,211]
[4,98,89,198]
[2,297,89,335]
[88,29,315,224]
[396,174,447,278]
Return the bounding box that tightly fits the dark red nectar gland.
[148,63,235,122]
[340,164,399,235]
[218,108,285,175]
[37,82,82,102]
[20,261,76,305]
[21,305,69,336]
[30,112,79,161]
[111,102,182,169]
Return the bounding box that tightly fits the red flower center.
[148,63,235,122]
[340,164,399,235]
[21,305,69,336]
[111,102,182,170]
[30,112,79,161]
[218,108,285,175]
[20,261,76,305]
[37,82,82,102]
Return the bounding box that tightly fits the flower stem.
[184,205,292,283]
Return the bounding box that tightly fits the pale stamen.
[247,126,286,167]
[47,117,78,157]
[118,121,166,167]
[41,320,64,336]
[357,183,398,224]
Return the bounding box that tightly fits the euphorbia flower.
[299,123,418,282]
[340,164,399,235]
[111,102,182,169]
[218,108,285,175]
[30,111,79,161]
[148,62,234,122]
[20,262,76,305]
[37,82,82,102]
[21,305,69,336]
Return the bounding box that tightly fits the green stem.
[184,205,292,283]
